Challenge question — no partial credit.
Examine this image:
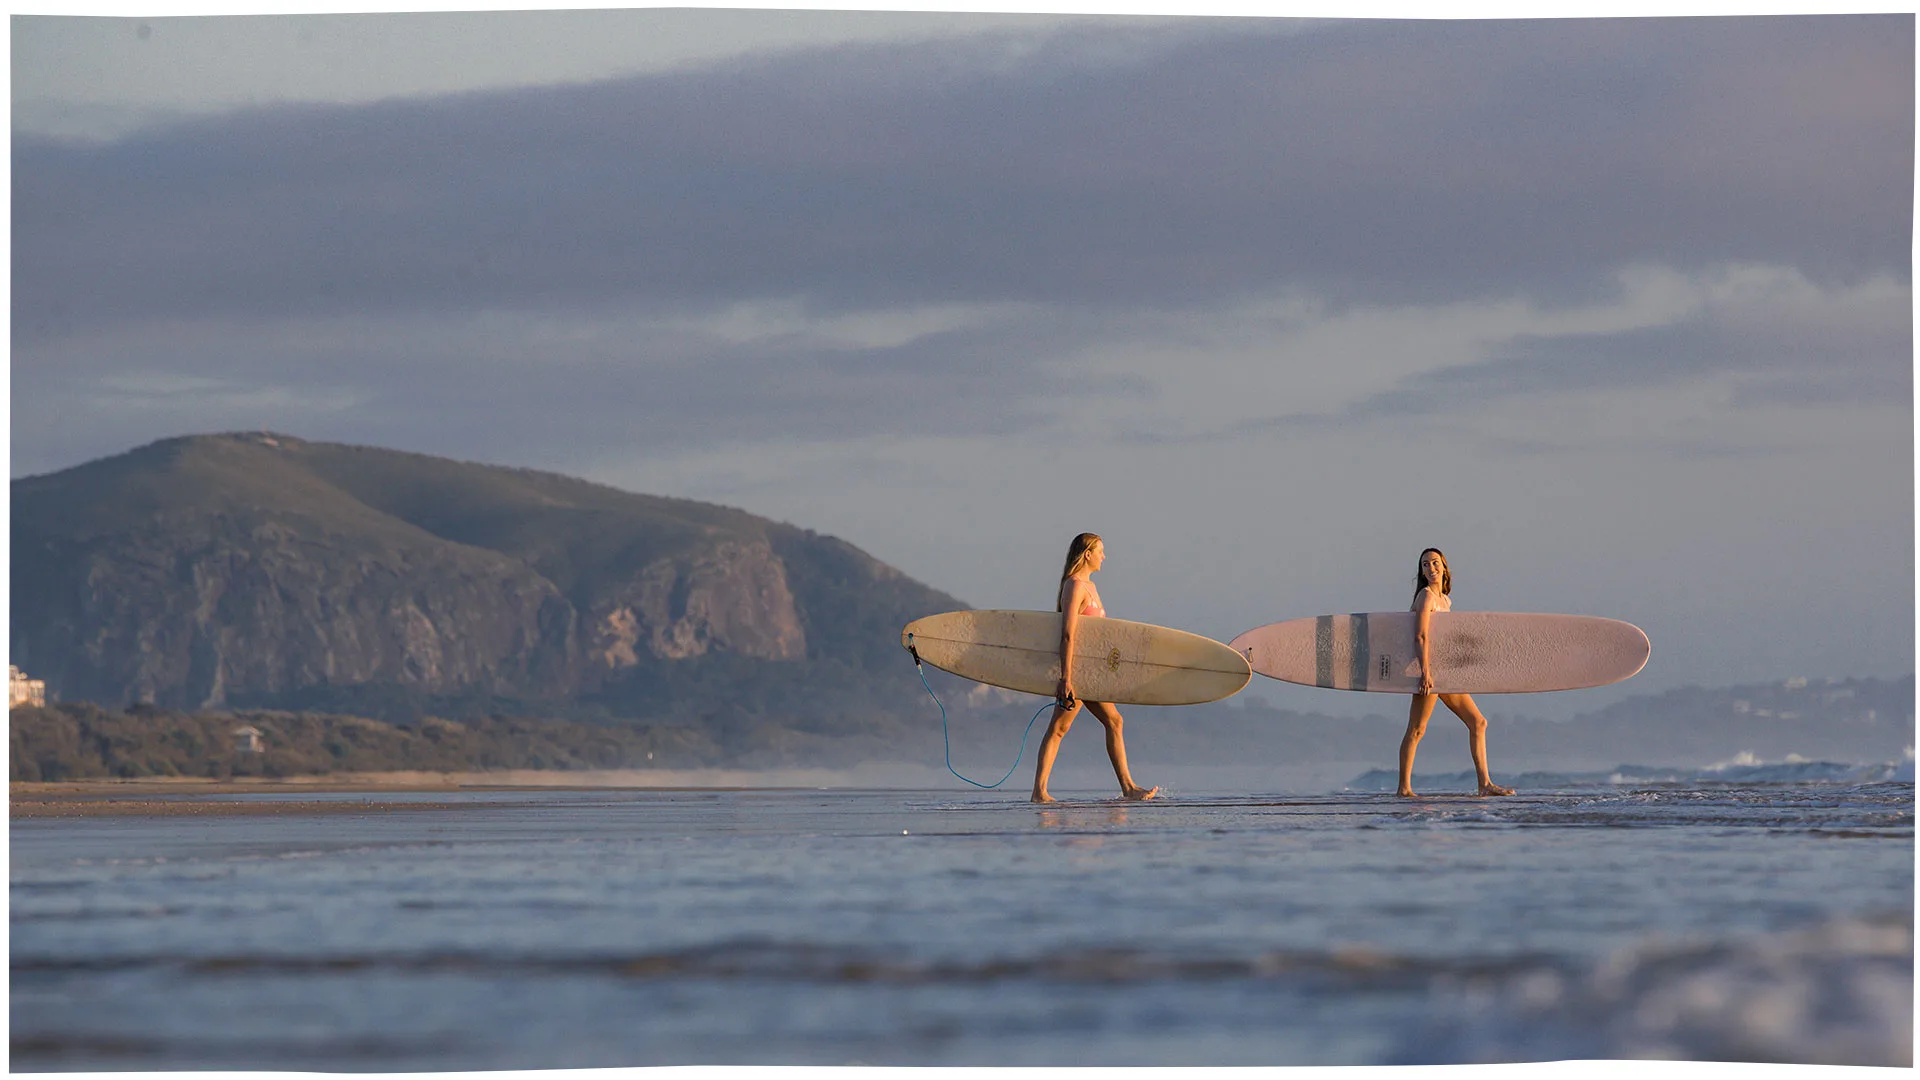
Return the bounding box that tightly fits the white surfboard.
[1230,612,1649,694]
[902,610,1251,706]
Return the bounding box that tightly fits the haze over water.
[12,772,1911,1068]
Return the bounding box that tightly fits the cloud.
[13,15,1910,350]
[10,299,1102,477]
[1214,265,1910,435]
[10,11,1194,142]
[16,254,1897,486]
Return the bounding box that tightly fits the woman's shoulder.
[1411,586,1451,612]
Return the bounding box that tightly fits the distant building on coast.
[232,725,265,754]
[10,665,46,708]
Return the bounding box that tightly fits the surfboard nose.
[900,615,937,651]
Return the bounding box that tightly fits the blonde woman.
[1030,533,1159,803]
[1398,548,1515,798]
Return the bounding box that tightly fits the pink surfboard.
[1229,612,1649,694]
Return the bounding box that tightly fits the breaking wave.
[1395,913,1912,1066]
[1347,756,1915,791]
[17,915,1908,1066]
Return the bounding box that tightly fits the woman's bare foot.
[1123,785,1159,801]
[1396,787,1417,797]
[1477,782,1514,796]
[1031,792,1057,804]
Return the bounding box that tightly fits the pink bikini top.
[1062,580,1105,618]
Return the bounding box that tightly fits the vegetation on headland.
[7,702,729,782]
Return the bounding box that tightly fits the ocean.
[10,766,1912,1069]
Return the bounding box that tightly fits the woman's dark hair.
[1414,547,1452,598]
[1058,532,1103,611]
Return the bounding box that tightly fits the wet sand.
[12,773,483,818]
[9,795,478,818]
[9,765,952,817]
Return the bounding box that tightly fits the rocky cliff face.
[11,434,957,722]
[43,516,576,708]
[587,539,807,667]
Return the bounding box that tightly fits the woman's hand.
[1418,669,1434,695]
[1055,678,1075,707]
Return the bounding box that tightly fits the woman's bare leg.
[1399,694,1437,796]
[1030,701,1080,803]
[1439,693,1513,796]
[1086,701,1158,800]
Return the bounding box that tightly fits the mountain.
[11,433,964,758]
[13,433,1912,778]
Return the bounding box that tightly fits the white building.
[10,665,46,708]
[232,725,265,754]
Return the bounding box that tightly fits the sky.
[10,8,1914,719]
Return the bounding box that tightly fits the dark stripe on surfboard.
[1315,615,1333,688]
[1349,613,1369,691]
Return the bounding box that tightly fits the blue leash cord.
[906,632,1059,789]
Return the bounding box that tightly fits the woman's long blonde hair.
[1413,547,1452,599]
[1057,532,1103,611]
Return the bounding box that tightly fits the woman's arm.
[1057,580,1084,702]
[1413,587,1436,695]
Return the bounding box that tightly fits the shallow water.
[11,774,1912,1069]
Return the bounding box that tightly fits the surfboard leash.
[905,631,1057,790]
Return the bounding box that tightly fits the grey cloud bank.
[10,12,1912,715]
[9,10,1117,141]
[14,17,1908,335]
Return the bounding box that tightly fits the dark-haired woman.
[1397,547,1514,798]
[1030,532,1159,803]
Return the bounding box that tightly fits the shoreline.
[8,766,959,817]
